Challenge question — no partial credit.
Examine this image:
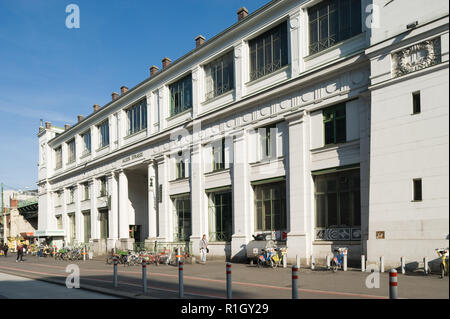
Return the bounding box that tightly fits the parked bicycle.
[256,248,276,268]
[436,248,449,279]
[271,247,287,268]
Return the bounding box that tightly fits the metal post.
[178,260,184,298]
[292,265,299,299]
[389,269,398,299]
[83,246,86,261]
[380,256,384,273]
[401,256,406,274]
[326,255,330,270]
[283,252,287,268]
[423,257,428,275]
[226,262,232,299]
[177,247,181,266]
[361,255,365,272]
[343,254,348,271]
[310,255,315,270]
[113,256,118,288]
[142,261,147,293]
[296,255,300,268]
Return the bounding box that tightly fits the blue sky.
[0,0,269,190]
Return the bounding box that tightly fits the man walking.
[16,243,24,262]
[3,243,8,257]
[199,234,208,264]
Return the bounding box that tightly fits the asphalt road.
[0,254,447,299]
[0,271,118,299]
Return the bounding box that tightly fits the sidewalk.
[0,255,448,299]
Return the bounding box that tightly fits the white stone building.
[36,0,449,268]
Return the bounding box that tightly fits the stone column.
[285,110,311,264]
[145,160,158,247]
[231,129,251,262]
[289,10,301,78]
[75,183,82,243]
[156,155,169,242]
[190,143,205,257]
[107,172,119,250]
[89,179,98,240]
[118,169,131,250]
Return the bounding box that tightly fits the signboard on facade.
[122,152,143,164]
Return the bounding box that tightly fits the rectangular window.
[98,121,109,148]
[204,51,234,100]
[212,138,225,171]
[99,210,109,239]
[208,191,232,242]
[413,178,422,201]
[170,74,192,116]
[55,146,62,169]
[308,0,362,55]
[173,196,191,242]
[314,169,360,230]
[67,187,75,204]
[55,191,63,207]
[99,177,107,197]
[83,183,89,200]
[412,91,421,114]
[249,21,288,81]
[82,131,91,155]
[67,139,76,164]
[323,103,346,145]
[56,215,63,230]
[126,99,147,135]
[176,151,186,180]
[259,124,277,159]
[83,212,91,243]
[254,181,286,231]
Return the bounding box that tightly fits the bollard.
[361,255,366,272]
[177,247,181,266]
[343,254,348,271]
[83,246,86,262]
[283,252,287,269]
[292,265,299,299]
[226,263,232,299]
[179,260,184,298]
[424,257,428,275]
[142,261,147,293]
[113,256,118,288]
[296,255,300,268]
[401,256,406,274]
[326,255,330,270]
[380,256,384,273]
[389,269,398,299]
[310,256,315,270]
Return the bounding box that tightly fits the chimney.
[112,92,119,101]
[120,86,128,95]
[64,124,70,130]
[10,198,18,209]
[45,122,51,129]
[150,65,159,76]
[162,57,171,69]
[195,35,206,48]
[93,104,100,112]
[237,7,248,21]
[77,115,84,122]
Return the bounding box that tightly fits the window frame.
[249,20,289,82]
[254,181,287,232]
[54,146,62,170]
[173,196,192,242]
[169,74,193,117]
[204,50,235,101]
[413,178,422,201]
[175,151,186,180]
[81,130,91,155]
[98,120,110,149]
[412,91,421,115]
[67,139,76,164]
[323,103,347,145]
[208,190,232,242]
[126,99,148,136]
[212,138,226,171]
[307,0,362,55]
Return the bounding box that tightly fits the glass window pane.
[339,192,351,226]
[327,193,338,226]
[316,194,326,227]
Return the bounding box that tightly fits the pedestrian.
[3,243,8,258]
[199,234,209,264]
[16,244,24,262]
[23,243,28,255]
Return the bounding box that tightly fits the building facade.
[36,0,449,267]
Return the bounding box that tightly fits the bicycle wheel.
[270,258,277,269]
[331,260,338,273]
[106,256,113,264]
